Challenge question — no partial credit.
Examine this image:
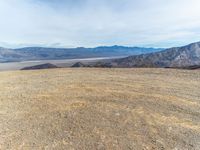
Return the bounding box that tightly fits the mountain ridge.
[0,46,163,63]
[73,41,200,69]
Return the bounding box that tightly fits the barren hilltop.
[0,68,199,149]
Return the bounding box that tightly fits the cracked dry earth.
[0,68,200,150]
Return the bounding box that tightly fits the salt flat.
[0,56,122,71]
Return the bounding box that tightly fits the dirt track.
[0,68,200,150]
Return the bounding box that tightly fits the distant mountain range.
[2,41,200,70]
[0,46,163,63]
[72,41,200,69]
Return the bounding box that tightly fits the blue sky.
[0,0,200,48]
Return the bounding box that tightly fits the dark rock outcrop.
[71,62,87,67]
[21,63,59,70]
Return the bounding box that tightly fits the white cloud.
[0,0,200,48]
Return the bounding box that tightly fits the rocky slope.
[81,41,200,68]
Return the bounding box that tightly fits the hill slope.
[86,42,200,68]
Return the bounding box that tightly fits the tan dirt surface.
[0,68,200,150]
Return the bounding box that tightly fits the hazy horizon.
[1,41,200,49]
[1,0,200,48]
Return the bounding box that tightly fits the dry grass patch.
[0,68,199,150]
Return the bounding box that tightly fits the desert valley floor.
[0,68,200,150]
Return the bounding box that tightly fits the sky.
[0,0,200,48]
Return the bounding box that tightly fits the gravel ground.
[0,68,199,150]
